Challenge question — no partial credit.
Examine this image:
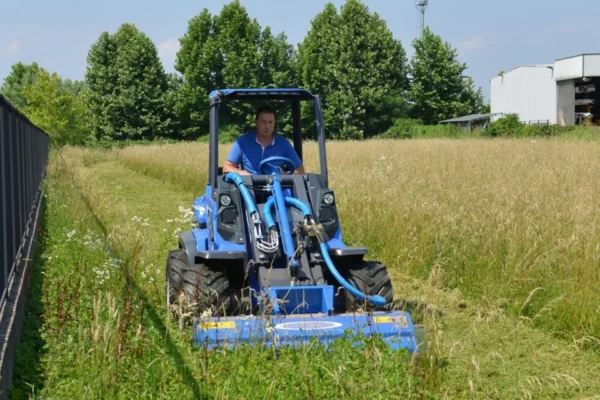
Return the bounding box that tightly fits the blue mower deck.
[194,311,418,352]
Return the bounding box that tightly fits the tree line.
[0,0,484,146]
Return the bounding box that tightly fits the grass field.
[10,138,600,399]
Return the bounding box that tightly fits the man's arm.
[223,140,250,175]
[283,138,305,174]
[223,160,250,176]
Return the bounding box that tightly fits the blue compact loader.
[166,88,422,352]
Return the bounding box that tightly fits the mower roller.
[166,88,423,353]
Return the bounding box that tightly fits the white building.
[490,65,556,124]
[490,54,600,126]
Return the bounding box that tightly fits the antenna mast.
[415,0,429,38]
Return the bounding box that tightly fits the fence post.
[6,112,15,285]
[15,120,23,273]
[0,104,5,303]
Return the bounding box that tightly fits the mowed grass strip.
[118,138,600,343]
[12,147,434,400]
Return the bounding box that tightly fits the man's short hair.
[255,105,276,120]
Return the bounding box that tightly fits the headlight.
[220,194,232,206]
[323,193,334,205]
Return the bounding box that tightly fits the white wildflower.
[172,227,183,238]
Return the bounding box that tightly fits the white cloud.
[1,40,21,56]
[158,39,180,58]
[458,35,486,52]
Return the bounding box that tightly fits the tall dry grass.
[118,138,600,340]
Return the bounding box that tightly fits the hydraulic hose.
[284,197,312,219]
[225,172,278,253]
[319,242,387,307]
[263,196,312,229]
[263,197,276,230]
[272,177,297,270]
[224,172,258,216]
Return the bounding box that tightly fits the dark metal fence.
[0,93,49,307]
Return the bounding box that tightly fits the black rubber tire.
[166,249,232,316]
[343,260,394,311]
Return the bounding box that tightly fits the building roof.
[440,113,500,123]
[555,53,600,61]
[490,64,554,81]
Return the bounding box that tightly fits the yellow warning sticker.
[199,321,236,330]
[373,316,409,327]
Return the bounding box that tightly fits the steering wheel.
[259,156,296,175]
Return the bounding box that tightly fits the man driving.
[223,105,305,176]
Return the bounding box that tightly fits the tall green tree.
[258,28,298,89]
[213,1,261,89]
[111,23,172,140]
[174,9,215,138]
[408,27,484,124]
[85,24,172,141]
[175,1,297,138]
[22,69,88,145]
[85,31,118,140]
[205,0,262,130]
[298,0,409,139]
[0,62,41,110]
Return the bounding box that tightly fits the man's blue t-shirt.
[226,130,303,175]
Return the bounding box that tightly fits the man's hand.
[223,160,250,176]
[294,164,306,174]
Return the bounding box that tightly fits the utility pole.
[415,0,429,38]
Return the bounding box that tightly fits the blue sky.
[1,0,599,102]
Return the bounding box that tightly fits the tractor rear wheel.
[343,261,394,312]
[166,249,232,317]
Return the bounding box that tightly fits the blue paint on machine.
[194,311,418,352]
[166,88,425,355]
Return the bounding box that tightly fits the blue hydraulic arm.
[271,176,298,270]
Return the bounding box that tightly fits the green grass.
[10,149,435,399]
[11,141,600,399]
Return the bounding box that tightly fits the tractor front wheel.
[343,260,394,312]
[166,249,232,317]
